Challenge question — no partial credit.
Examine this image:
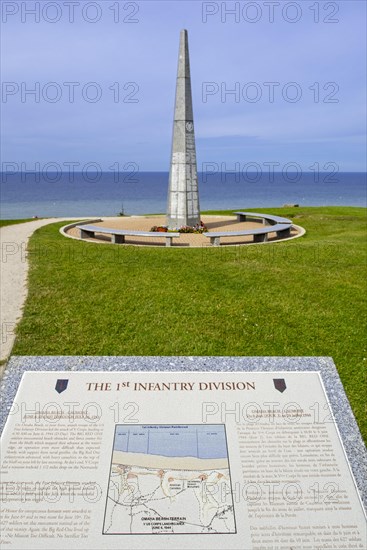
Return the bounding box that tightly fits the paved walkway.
[0,218,79,361]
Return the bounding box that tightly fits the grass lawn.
[0,219,43,227]
[12,206,367,440]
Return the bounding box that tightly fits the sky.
[1,0,366,172]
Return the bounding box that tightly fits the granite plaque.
[0,364,366,549]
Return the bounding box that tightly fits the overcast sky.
[1,0,366,171]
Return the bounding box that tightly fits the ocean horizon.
[1,171,366,219]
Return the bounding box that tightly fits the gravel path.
[0,218,80,361]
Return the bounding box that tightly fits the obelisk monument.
[166,29,200,229]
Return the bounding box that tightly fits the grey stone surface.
[0,355,366,512]
[166,30,200,230]
[233,212,292,224]
[204,223,292,245]
[78,224,180,245]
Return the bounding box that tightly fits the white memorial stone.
[0,369,366,549]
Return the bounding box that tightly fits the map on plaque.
[0,370,366,549]
[104,423,236,535]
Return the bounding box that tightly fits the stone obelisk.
[166,29,200,229]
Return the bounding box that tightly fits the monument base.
[166,216,201,230]
[62,215,304,247]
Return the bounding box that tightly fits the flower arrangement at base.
[150,226,168,232]
[150,221,208,234]
[178,221,208,234]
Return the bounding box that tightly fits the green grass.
[12,207,367,440]
[0,218,43,227]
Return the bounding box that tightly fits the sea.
[0,172,366,219]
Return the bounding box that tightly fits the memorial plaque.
[0,366,366,549]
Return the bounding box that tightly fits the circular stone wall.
[61,215,305,247]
